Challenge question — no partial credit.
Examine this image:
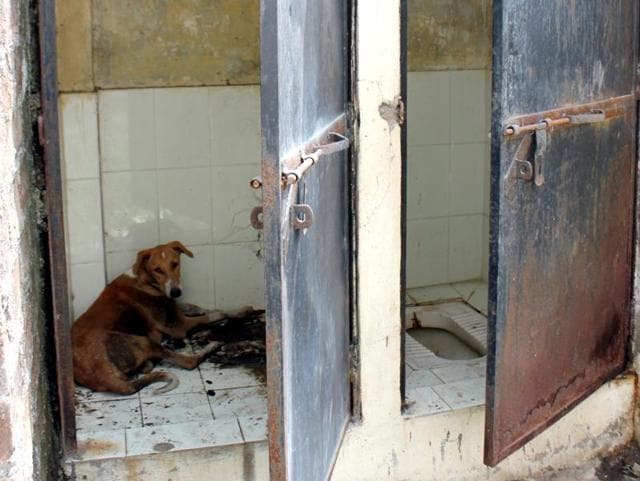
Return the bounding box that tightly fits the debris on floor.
[178,304,266,367]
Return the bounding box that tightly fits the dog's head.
[132,241,194,298]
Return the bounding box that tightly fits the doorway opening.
[54,0,267,465]
[402,1,492,417]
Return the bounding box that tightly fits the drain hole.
[408,327,483,360]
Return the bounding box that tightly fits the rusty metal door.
[260,1,352,480]
[486,1,638,466]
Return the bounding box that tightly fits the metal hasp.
[260,0,352,480]
[487,1,637,466]
[504,105,610,192]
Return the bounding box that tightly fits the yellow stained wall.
[56,0,259,92]
[408,0,492,72]
[56,0,489,92]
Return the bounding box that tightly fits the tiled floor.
[404,280,488,417]
[74,351,266,461]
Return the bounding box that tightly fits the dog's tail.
[132,371,179,395]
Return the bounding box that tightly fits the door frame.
[38,0,77,453]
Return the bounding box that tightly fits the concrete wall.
[406,0,492,287]
[0,1,60,480]
[56,0,259,92]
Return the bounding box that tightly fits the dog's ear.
[133,249,152,276]
[166,241,194,258]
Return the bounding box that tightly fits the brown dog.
[72,241,247,395]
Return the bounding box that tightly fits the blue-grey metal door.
[260,1,352,480]
[487,0,638,465]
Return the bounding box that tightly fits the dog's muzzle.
[170,287,182,298]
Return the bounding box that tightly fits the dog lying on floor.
[72,240,251,395]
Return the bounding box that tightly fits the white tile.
[75,385,138,403]
[179,245,215,309]
[105,250,137,282]
[200,365,265,390]
[407,145,449,220]
[238,415,267,443]
[140,392,213,427]
[431,363,483,384]
[407,71,451,146]
[404,386,450,417]
[137,365,204,397]
[59,93,100,180]
[451,70,490,143]
[451,280,482,301]
[449,143,486,216]
[406,369,443,389]
[406,218,448,288]
[126,418,243,456]
[102,170,159,252]
[406,285,461,305]
[213,242,265,310]
[209,86,261,166]
[432,377,486,410]
[70,262,105,319]
[65,179,104,264]
[468,282,489,315]
[209,386,267,418]
[76,429,126,460]
[98,89,156,172]
[158,167,212,245]
[75,399,142,432]
[448,215,483,282]
[211,164,263,243]
[155,87,210,169]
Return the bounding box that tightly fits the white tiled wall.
[406,70,491,288]
[60,86,264,319]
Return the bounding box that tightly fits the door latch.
[504,132,535,199]
[282,132,350,186]
[503,108,606,197]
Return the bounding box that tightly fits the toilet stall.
[39,0,640,480]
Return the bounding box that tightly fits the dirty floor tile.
[76,398,142,432]
[75,429,126,460]
[140,392,213,427]
[126,418,243,456]
[238,415,267,443]
[200,364,265,390]
[137,364,205,397]
[209,386,267,418]
[75,385,138,403]
[404,386,450,417]
[407,284,462,305]
[432,377,486,410]
[431,363,484,384]
[406,369,444,389]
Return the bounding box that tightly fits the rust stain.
[487,107,635,464]
[77,439,118,456]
